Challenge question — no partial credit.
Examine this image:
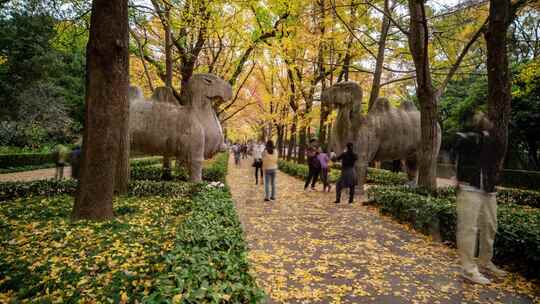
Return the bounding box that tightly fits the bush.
[366,168,408,185]
[129,156,162,168]
[279,159,407,186]
[0,152,54,169]
[500,169,540,190]
[497,188,540,209]
[438,163,540,190]
[367,186,540,278]
[130,153,229,183]
[152,186,263,302]
[0,179,197,201]
[0,163,56,174]
[201,152,229,183]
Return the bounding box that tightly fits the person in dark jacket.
[334,142,358,204]
[304,146,321,191]
[452,111,506,285]
[70,145,82,180]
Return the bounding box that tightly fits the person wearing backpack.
[304,145,321,191]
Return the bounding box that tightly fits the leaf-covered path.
[227,158,539,303]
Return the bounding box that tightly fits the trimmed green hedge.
[0,152,54,169]
[367,186,540,278]
[0,163,56,174]
[0,156,162,174]
[131,153,229,183]
[152,186,263,302]
[278,160,408,186]
[0,179,199,201]
[438,163,540,190]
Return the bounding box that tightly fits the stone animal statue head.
[321,81,364,153]
[183,74,232,157]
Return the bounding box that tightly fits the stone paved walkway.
[227,157,539,303]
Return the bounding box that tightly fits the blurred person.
[318,147,331,192]
[304,145,321,191]
[70,145,82,180]
[252,141,264,185]
[334,142,358,204]
[52,144,71,180]
[452,111,507,284]
[262,140,278,201]
[233,143,241,166]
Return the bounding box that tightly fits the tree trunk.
[485,0,512,188]
[163,10,173,179]
[114,120,130,195]
[298,126,307,164]
[368,0,391,110]
[408,0,438,190]
[73,0,129,220]
[287,116,297,161]
[277,124,284,158]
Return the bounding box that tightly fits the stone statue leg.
[355,163,368,196]
[405,157,418,187]
[188,145,204,182]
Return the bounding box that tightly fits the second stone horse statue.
[322,81,441,194]
[129,73,231,181]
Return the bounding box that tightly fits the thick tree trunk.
[114,121,130,195]
[73,0,129,220]
[163,12,174,179]
[287,116,297,161]
[277,124,284,158]
[368,0,391,109]
[298,126,307,164]
[408,0,438,189]
[485,0,512,187]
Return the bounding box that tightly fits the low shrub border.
[367,186,540,279]
[0,156,162,175]
[0,179,199,201]
[0,163,56,174]
[279,159,539,208]
[131,152,229,183]
[152,185,263,302]
[0,152,54,169]
[278,159,408,186]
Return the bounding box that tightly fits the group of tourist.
[232,139,360,204]
[304,141,358,204]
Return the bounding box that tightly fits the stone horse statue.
[321,81,441,193]
[129,73,231,181]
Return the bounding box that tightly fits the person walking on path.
[318,147,331,192]
[262,140,278,201]
[452,112,507,285]
[252,141,264,185]
[70,145,82,180]
[233,143,241,166]
[52,144,71,180]
[304,146,321,191]
[334,142,358,204]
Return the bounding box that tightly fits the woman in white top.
[262,140,278,201]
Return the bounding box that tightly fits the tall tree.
[72,0,129,220]
[408,0,439,189]
[484,0,512,189]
